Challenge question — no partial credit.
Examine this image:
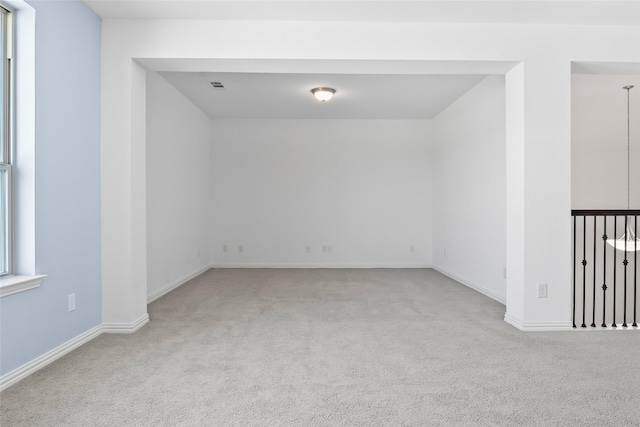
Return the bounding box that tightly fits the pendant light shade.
[311,87,336,102]
[607,223,640,252]
[607,85,639,252]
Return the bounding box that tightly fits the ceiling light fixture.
[311,87,336,102]
[607,85,639,252]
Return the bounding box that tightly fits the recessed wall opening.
[143,59,512,309]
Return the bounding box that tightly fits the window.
[0,1,43,296]
[0,5,11,276]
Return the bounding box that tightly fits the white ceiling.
[83,1,640,26]
[159,72,487,119]
[89,1,639,120]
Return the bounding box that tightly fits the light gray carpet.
[1,268,639,426]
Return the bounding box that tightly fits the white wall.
[101,17,640,330]
[146,71,211,301]
[572,74,640,209]
[210,119,433,267]
[432,75,507,303]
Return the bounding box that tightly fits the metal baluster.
[613,216,617,327]
[623,216,628,327]
[582,216,587,328]
[570,210,640,329]
[602,216,608,327]
[573,215,577,328]
[591,216,597,327]
[633,214,638,328]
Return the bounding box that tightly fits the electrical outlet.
[238,245,244,253]
[537,283,548,298]
[223,245,228,252]
[305,246,311,253]
[68,293,76,312]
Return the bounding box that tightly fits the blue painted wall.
[0,0,101,375]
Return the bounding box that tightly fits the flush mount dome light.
[311,87,336,102]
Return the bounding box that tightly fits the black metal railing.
[572,210,639,329]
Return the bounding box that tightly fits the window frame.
[0,0,45,296]
[0,4,12,277]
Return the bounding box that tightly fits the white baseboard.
[0,324,103,392]
[210,263,432,269]
[432,265,506,305]
[102,313,149,334]
[504,313,573,331]
[1,313,151,391]
[147,265,211,303]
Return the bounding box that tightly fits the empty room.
[1,0,639,426]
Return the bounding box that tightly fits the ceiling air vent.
[210,81,225,89]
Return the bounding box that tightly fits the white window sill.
[0,274,46,297]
